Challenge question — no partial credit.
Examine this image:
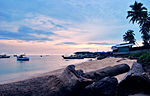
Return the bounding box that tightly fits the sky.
[0,0,150,55]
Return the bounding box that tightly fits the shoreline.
[0,57,136,84]
[0,59,90,84]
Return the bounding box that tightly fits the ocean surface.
[0,55,88,83]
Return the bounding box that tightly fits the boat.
[62,55,84,59]
[0,54,10,58]
[17,55,29,61]
[13,55,17,57]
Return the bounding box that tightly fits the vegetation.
[127,1,150,47]
[119,52,143,58]
[119,52,150,66]
[123,30,136,44]
[137,52,150,66]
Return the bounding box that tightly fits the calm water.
[0,55,88,83]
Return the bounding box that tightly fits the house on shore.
[111,43,150,55]
[111,43,134,55]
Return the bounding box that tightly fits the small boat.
[17,55,29,61]
[62,55,84,59]
[0,54,10,58]
[13,55,17,57]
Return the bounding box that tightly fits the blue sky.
[0,0,150,54]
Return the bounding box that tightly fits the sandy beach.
[37,57,136,82]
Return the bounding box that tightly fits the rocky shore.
[0,57,150,96]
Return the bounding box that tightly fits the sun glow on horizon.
[0,39,114,54]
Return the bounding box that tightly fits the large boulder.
[118,62,150,96]
[79,77,118,96]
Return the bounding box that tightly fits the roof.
[111,43,134,49]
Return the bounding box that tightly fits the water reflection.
[0,55,87,82]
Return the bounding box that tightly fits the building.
[111,43,134,54]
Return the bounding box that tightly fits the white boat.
[17,55,29,61]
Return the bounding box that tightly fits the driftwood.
[48,65,93,96]
[0,64,130,96]
[79,76,118,96]
[84,64,130,81]
[117,62,150,96]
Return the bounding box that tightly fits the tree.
[127,1,147,24]
[127,1,150,47]
[140,17,150,47]
[123,30,136,44]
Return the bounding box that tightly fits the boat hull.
[62,56,84,59]
[17,57,29,61]
[0,56,10,58]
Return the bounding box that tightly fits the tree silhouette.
[127,1,147,24]
[127,1,150,47]
[123,30,136,44]
[140,17,150,47]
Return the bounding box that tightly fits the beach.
[0,57,136,85]
[1,57,146,96]
[35,57,136,82]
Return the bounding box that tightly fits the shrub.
[129,52,144,57]
[119,52,145,58]
[119,52,150,66]
[137,52,150,66]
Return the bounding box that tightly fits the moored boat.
[17,55,29,61]
[62,55,84,59]
[0,54,10,58]
[13,55,17,57]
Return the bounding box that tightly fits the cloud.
[0,21,20,32]
[0,26,54,41]
[0,14,71,42]
[88,42,116,45]
[0,13,138,45]
[56,42,78,45]
[0,1,140,43]
[0,0,148,54]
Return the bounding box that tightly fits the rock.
[79,77,118,96]
[117,62,150,96]
[49,65,93,96]
[84,64,130,81]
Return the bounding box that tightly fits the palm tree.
[127,1,147,24]
[127,1,150,47]
[140,17,150,46]
[123,30,136,44]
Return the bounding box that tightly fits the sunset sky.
[0,0,150,55]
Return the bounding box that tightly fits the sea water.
[0,55,88,83]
